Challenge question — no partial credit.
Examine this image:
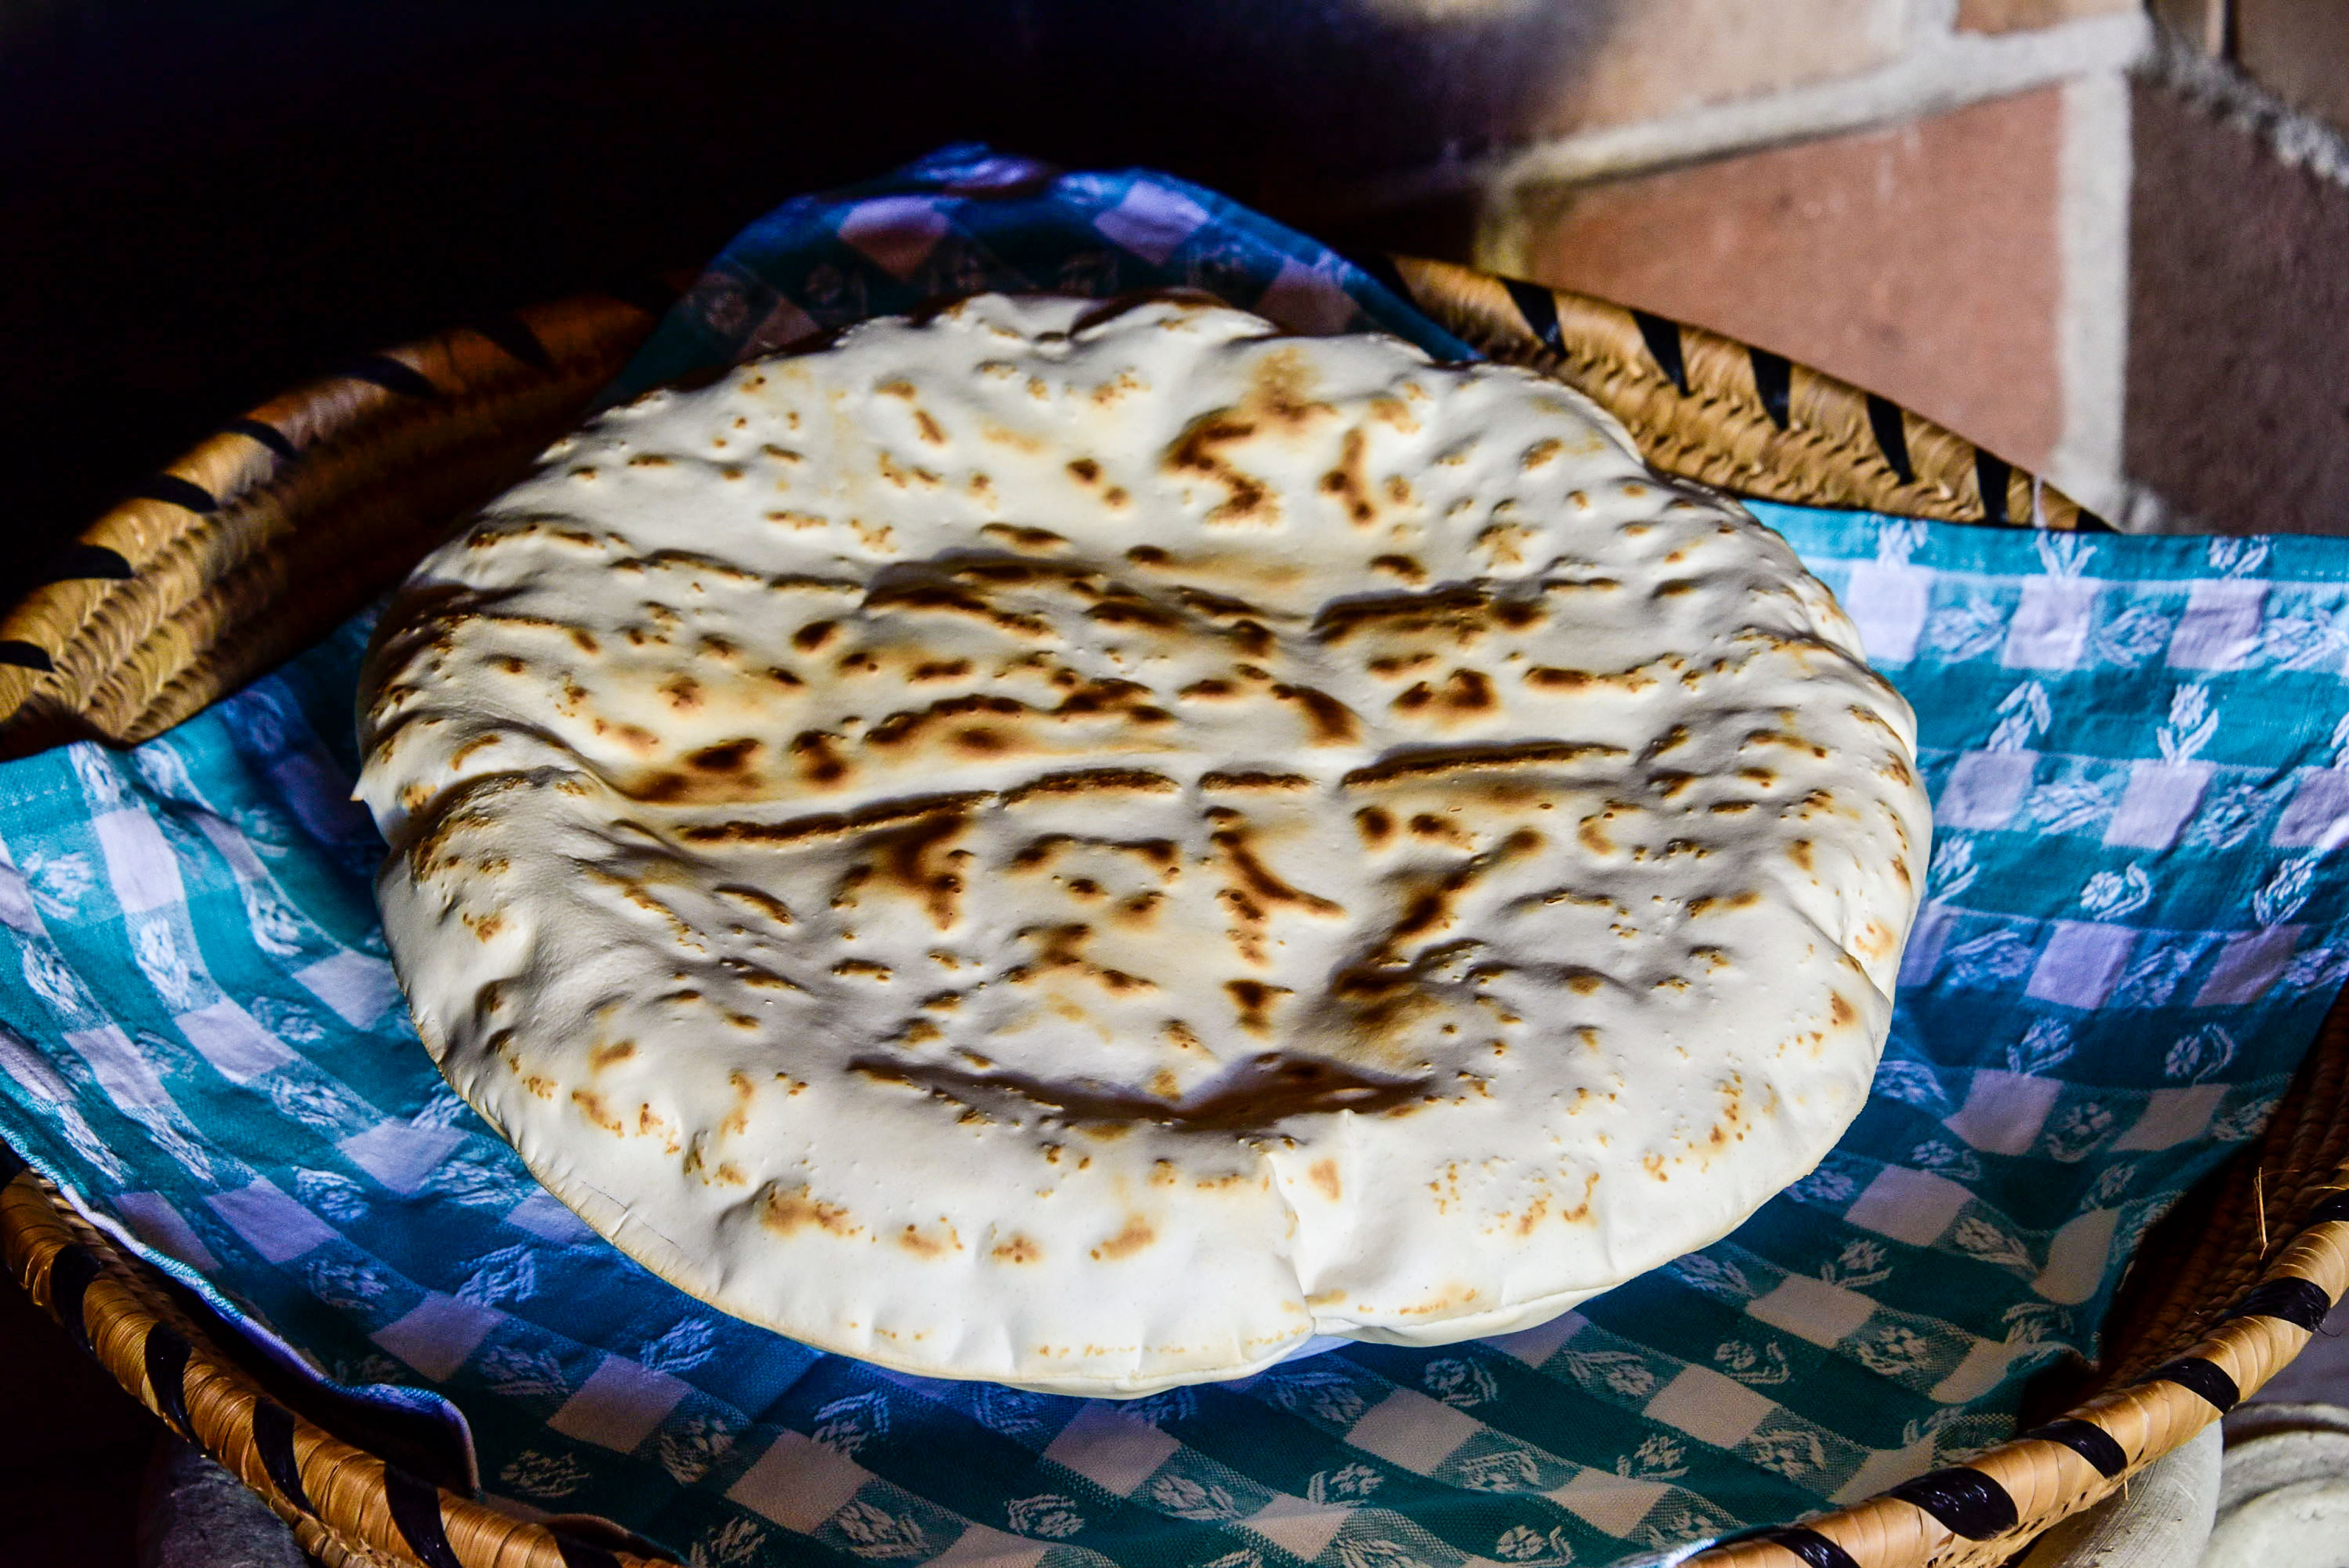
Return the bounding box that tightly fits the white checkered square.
[191,812,267,880]
[1835,1441,1941,1504]
[728,1429,872,1531]
[1844,1165,1973,1246]
[2166,579,2267,670]
[1093,182,1211,265]
[92,809,183,915]
[2113,1084,2226,1152]
[744,295,821,357]
[2104,760,2213,849]
[373,1291,503,1381]
[2001,578,2097,669]
[176,1000,295,1083]
[1343,1389,1483,1475]
[1546,1470,1671,1536]
[1256,257,1357,336]
[1643,1366,1774,1447]
[2032,1208,2120,1304]
[1943,1069,2062,1155]
[113,1191,220,1271]
[839,198,950,280]
[337,1122,464,1195]
[0,846,45,935]
[65,1024,171,1110]
[2193,926,2301,1006]
[1929,1339,2025,1403]
[1044,1406,1181,1496]
[1839,562,1931,665]
[1938,751,2038,830]
[1245,1495,1354,1562]
[505,1189,595,1243]
[549,1354,693,1451]
[1899,902,1957,987]
[1745,1274,1877,1348]
[2274,768,2349,849]
[930,1524,1049,1568]
[295,951,399,1027]
[1488,1310,1586,1367]
[205,1177,338,1263]
[2025,921,2138,1009]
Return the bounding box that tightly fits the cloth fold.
[2,147,2348,1568]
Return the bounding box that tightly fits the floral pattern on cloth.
[1,148,2347,1568]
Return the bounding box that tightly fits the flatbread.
[357,292,1929,1395]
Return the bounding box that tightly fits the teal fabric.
[1,147,2345,1568]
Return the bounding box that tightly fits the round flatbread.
[357,292,1929,1395]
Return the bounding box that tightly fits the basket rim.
[1,1167,663,1568]
[0,287,665,758]
[7,1139,2345,1568]
[0,258,2334,1568]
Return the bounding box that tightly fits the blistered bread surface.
[357,294,1929,1395]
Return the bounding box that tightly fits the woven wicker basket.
[0,258,2342,1568]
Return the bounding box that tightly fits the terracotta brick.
[1957,0,2135,31]
[1513,87,2066,470]
[2126,78,2349,533]
[1531,0,1912,138]
[2235,0,2349,141]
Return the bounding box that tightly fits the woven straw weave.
[0,262,2339,1568]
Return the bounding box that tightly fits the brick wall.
[1336,1,2349,536]
[1508,89,2071,478]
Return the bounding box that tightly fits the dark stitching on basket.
[384,1464,465,1568]
[0,295,648,754]
[252,1399,314,1515]
[46,1243,102,1359]
[36,544,137,585]
[226,418,302,462]
[1631,309,1688,394]
[548,1529,626,1568]
[1887,1466,2021,1539]
[2022,1418,2128,1478]
[2147,1356,2241,1412]
[1865,393,1914,486]
[142,1323,196,1444]
[1976,450,2011,527]
[133,476,220,515]
[1732,1526,1861,1568]
[2226,1276,2336,1332]
[1499,276,1564,354]
[341,354,440,399]
[470,315,555,372]
[1749,347,1792,430]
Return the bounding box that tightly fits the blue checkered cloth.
[2,146,2345,1568]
